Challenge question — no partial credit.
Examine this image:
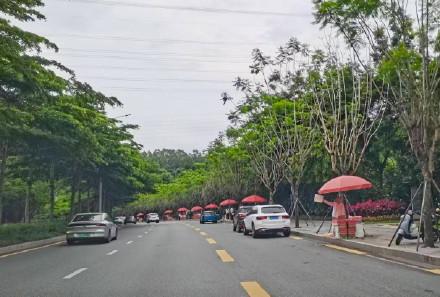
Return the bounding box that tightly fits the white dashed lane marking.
[106,250,118,256]
[126,241,133,245]
[63,268,88,279]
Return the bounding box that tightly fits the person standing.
[323,194,347,236]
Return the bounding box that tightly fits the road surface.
[0,221,439,297]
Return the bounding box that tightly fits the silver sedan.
[66,213,118,245]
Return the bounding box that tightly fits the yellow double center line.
[241,281,271,297]
[216,249,234,262]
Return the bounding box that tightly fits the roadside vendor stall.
[220,199,238,220]
[163,209,174,221]
[191,206,203,220]
[177,207,188,220]
[314,175,372,239]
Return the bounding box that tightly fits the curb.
[291,230,440,267]
[0,235,65,256]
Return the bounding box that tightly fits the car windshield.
[203,211,214,215]
[239,207,252,213]
[150,213,158,216]
[72,214,103,222]
[261,207,285,214]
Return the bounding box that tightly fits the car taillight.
[95,223,106,227]
[282,215,290,219]
[239,214,245,218]
[256,216,267,220]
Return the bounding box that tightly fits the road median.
[0,235,65,257]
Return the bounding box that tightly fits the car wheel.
[233,223,237,232]
[237,225,243,233]
[284,229,290,237]
[105,231,111,243]
[66,239,74,245]
[243,226,249,236]
[156,220,159,223]
[252,224,258,238]
[113,228,118,240]
[147,220,150,223]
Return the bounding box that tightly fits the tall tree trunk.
[78,186,82,213]
[24,175,32,224]
[422,165,434,247]
[69,164,78,219]
[86,187,91,212]
[269,191,274,205]
[49,162,55,221]
[293,182,300,228]
[0,143,8,224]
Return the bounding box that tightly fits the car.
[147,213,160,223]
[125,215,137,224]
[114,216,125,225]
[233,206,252,233]
[200,211,218,224]
[66,213,118,245]
[243,205,291,238]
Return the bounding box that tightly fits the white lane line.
[106,250,118,256]
[144,231,148,234]
[138,235,143,238]
[63,268,88,279]
[126,240,134,245]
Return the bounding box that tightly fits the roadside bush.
[0,220,66,247]
[351,198,405,217]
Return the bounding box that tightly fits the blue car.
[200,211,218,224]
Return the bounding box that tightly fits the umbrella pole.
[388,183,422,247]
[316,207,331,234]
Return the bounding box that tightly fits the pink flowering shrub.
[351,199,404,217]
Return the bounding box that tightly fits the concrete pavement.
[0,221,439,297]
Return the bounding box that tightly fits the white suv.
[243,205,291,238]
[147,213,160,223]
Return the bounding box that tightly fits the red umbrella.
[220,199,238,207]
[204,203,219,210]
[318,175,373,195]
[241,195,267,204]
[191,206,203,212]
[163,209,173,215]
[177,207,188,212]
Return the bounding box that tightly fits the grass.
[0,220,66,247]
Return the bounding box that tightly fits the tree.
[313,0,440,247]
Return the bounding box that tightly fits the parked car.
[114,216,125,225]
[243,205,291,238]
[200,211,218,224]
[233,206,252,233]
[66,213,118,245]
[125,215,137,224]
[147,213,160,223]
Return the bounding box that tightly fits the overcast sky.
[22,0,324,152]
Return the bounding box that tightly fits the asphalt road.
[0,221,439,297]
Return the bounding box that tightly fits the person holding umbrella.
[323,194,347,235]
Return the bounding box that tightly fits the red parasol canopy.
[205,203,219,210]
[191,206,203,212]
[318,175,373,195]
[220,199,238,207]
[241,195,267,204]
[163,209,173,215]
[177,207,188,212]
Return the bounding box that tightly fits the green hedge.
[0,220,66,247]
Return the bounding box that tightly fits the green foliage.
[0,220,65,247]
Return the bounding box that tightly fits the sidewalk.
[290,220,440,267]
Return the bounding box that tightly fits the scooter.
[395,211,418,245]
[396,209,440,245]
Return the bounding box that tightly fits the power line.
[47,33,268,46]
[55,0,306,17]
[46,52,250,64]
[81,76,232,84]
[60,47,250,60]
[67,64,248,74]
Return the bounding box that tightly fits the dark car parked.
[232,206,252,233]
